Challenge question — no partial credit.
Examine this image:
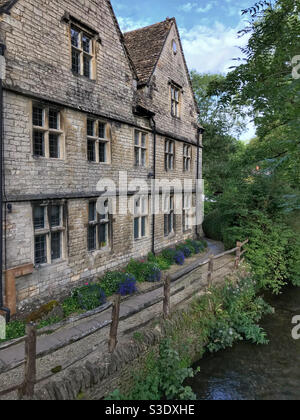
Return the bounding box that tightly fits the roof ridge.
[124,17,175,35]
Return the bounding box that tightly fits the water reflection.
[188,286,300,401]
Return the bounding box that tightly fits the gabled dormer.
[124,18,200,142]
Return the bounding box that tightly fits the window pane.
[49,133,60,159]
[141,216,146,237]
[49,109,59,129]
[135,147,140,166]
[141,149,146,167]
[169,155,173,170]
[35,235,47,265]
[50,205,60,227]
[88,226,96,251]
[33,131,45,157]
[51,231,61,260]
[100,200,108,220]
[72,48,80,74]
[87,139,96,161]
[164,214,168,236]
[169,213,174,234]
[141,134,146,147]
[34,206,45,230]
[83,55,91,78]
[33,107,43,127]
[134,198,140,216]
[89,202,96,222]
[134,218,139,240]
[87,119,94,136]
[99,224,107,248]
[135,131,140,146]
[99,142,106,163]
[71,28,80,47]
[82,34,91,53]
[165,154,169,171]
[99,122,106,139]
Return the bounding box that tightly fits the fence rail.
[0,239,248,398]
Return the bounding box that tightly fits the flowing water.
[188,286,300,400]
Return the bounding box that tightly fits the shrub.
[126,260,162,283]
[145,264,162,283]
[155,255,172,271]
[176,244,192,258]
[174,251,185,265]
[203,209,224,241]
[62,297,82,318]
[118,275,137,296]
[100,271,126,296]
[162,248,177,264]
[126,259,147,283]
[147,252,171,270]
[72,284,106,311]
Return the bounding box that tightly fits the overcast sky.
[111,0,256,141]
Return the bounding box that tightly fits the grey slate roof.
[124,19,174,86]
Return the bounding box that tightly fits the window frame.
[33,203,66,267]
[32,104,64,160]
[86,118,111,164]
[165,139,175,171]
[87,200,111,252]
[170,85,181,118]
[183,193,192,232]
[134,196,149,240]
[183,144,192,172]
[71,25,96,80]
[134,130,148,167]
[164,193,175,237]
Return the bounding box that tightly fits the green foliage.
[161,248,177,264]
[203,210,224,241]
[0,320,26,343]
[37,316,62,329]
[126,260,161,283]
[62,297,82,318]
[72,284,106,311]
[107,340,197,401]
[100,271,127,296]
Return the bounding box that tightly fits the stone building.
[0,0,203,315]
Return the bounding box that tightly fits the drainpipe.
[196,127,204,239]
[0,42,10,322]
[150,117,156,255]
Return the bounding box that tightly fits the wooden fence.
[0,239,248,398]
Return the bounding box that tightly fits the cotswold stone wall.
[1,0,202,313]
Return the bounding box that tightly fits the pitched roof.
[124,19,174,86]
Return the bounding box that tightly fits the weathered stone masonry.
[0,0,203,315]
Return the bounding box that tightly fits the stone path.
[0,239,228,397]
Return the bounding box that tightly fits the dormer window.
[71,26,95,79]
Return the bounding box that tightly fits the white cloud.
[117,16,151,32]
[180,20,249,74]
[197,4,213,13]
[178,2,213,14]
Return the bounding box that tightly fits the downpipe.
[0,43,10,322]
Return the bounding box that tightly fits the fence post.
[235,241,242,268]
[19,323,37,399]
[109,294,121,353]
[207,258,214,288]
[163,275,171,320]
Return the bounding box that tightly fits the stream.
[188,286,300,400]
